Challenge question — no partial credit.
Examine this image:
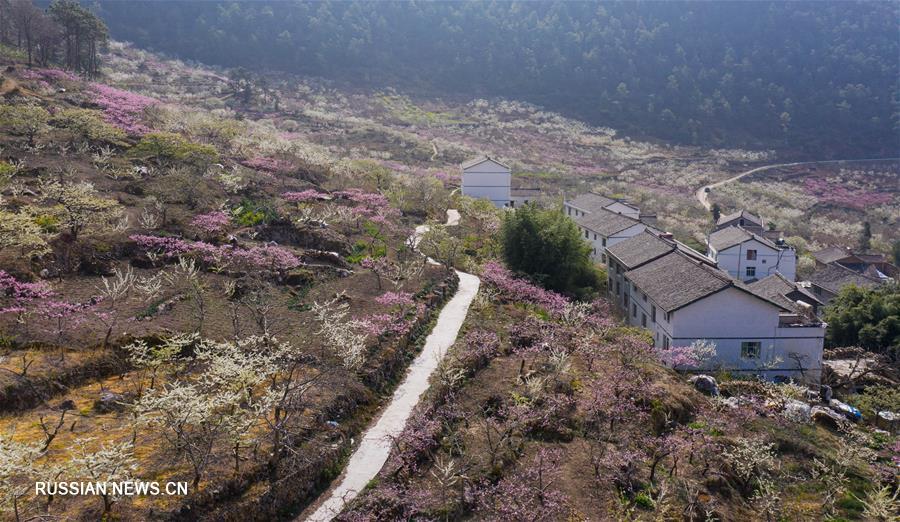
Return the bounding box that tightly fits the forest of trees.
[93,1,899,155]
[0,0,107,77]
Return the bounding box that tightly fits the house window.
[602,238,607,247]
[741,341,761,359]
[651,305,656,322]
[632,304,637,317]
[641,313,647,327]
[624,293,629,308]
[746,266,756,278]
[585,230,589,239]
[594,233,597,240]
[601,254,607,263]
[746,249,757,260]
[642,292,647,302]
[616,281,621,296]
[665,311,672,322]
[663,336,670,349]
[592,248,596,255]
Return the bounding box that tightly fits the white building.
[707,226,796,282]
[563,192,655,262]
[461,156,511,208]
[606,232,825,382]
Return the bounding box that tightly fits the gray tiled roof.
[625,251,734,312]
[606,230,715,270]
[566,192,615,213]
[605,231,674,269]
[574,207,641,236]
[749,273,823,311]
[813,246,850,265]
[708,225,780,251]
[808,263,882,294]
[716,209,762,227]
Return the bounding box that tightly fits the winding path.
[304,210,477,522]
[695,157,900,211]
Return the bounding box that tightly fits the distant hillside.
[95,1,900,156]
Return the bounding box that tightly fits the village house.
[807,262,884,304]
[715,209,784,241]
[606,231,825,382]
[707,226,797,282]
[812,246,899,279]
[460,156,511,208]
[714,209,765,232]
[460,156,540,208]
[564,192,640,219]
[563,192,657,262]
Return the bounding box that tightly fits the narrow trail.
[303,210,477,522]
[695,157,900,211]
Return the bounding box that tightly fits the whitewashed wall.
[462,160,510,207]
[710,238,797,282]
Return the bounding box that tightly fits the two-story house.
[461,156,511,207]
[563,192,658,262]
[607,233,825,382]
[707,226,796,282]
[605,230,716,310]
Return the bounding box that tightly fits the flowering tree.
[357,291,422,339]
[0,435,41,522]
[657,340,718,371]
[310,293,368,371]
[40,179,122,242]
[481,261,569,316]
[190,210,231,238]
[474,448,570,522]
[0,209,51,257]
[90,83,158,135]
[94,266,136,347]
[130,234,301,275]
[70,439,136,516]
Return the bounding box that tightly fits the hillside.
[95,1,900,156]
[0,32,897,522]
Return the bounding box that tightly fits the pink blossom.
[91,83,158,135]
[130,235,301,273]
[190,211,231,235]
[481,261,570,316]
[375,291,415,307]
[282,189,329,202]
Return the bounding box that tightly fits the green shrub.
[33,214,60,233]
[49,108,127,145]
[0,103,49,144]
[130,132,218,167]
[232,198,276,227]
[500,203,603,299]
[845,385,900,418]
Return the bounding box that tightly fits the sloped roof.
[461,155,510,170]
[808,263,882,294]
[606,230,714,270]
[606,231,675,269]
[626,250,788,313]
[566,192,615,213]
[717,209,763,227]
[813,246,851,265]
[574,207,641,236]
[625,252,733,312]
[749,273,823,311]
[708,225,781,251]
